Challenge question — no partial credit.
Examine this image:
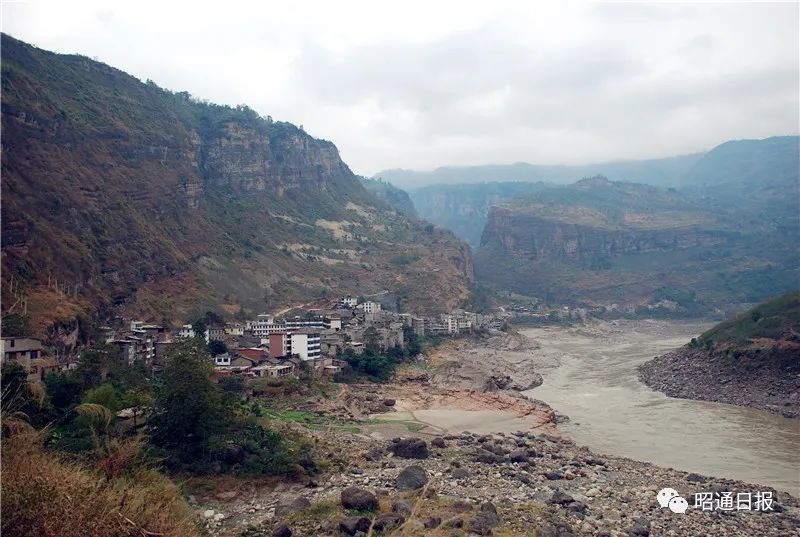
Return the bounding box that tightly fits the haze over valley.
[1,3,798,537]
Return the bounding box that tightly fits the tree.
[82,383,125,413]
[363,327,381,353]
[149,338,229,464]
[208,339,227,357]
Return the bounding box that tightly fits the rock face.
[474,175,798,312]
[0,34,474,334]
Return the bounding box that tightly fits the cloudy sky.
[3,1,798,175]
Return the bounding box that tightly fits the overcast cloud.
[3,1,798,175]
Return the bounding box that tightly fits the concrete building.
[341,296,357,308]
[0,337,44,380]
[268,333,292,359]
[358,301,381,314]
[290,331,321,361]
[323,316,342,331]
[177,324,195,338]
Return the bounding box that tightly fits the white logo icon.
[657,488,679,508]
[657,487,688,514]
[668,496,689,514]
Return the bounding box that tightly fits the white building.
[251,315,286,338]
[225,322,244,336]
[178,324,195,338]
[289,331,321,361]
[358,301,381,314]
[341,296,357,308]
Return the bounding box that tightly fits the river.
[522,320,800,494]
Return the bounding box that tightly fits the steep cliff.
[358,177,418,218]
[0,34,473,335]
[475,176,798,311]
[408,182,550,247]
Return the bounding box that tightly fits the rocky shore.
[197,429,799,536]
[638,347,800,419]
[194,329,800,536]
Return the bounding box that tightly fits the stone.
[274,496,311,517]
[451,467,470,479]
[508,448,529,463]
[424,516,442,529]
[544,471,564,480]
[431,437,446,448]
[272,523,292,537]
[468,503,501,535]
[392,499,413,517]
[388,437,429,459]
[396,464,429,490]
[373,513,404,532]
[547,490,575,505]
[362,448,384,461]
[686,472,707,483]
[203,510,215,519]
[383,398,396,406]
[629,518,650,537]
[339,516,371,535]
[475,450,504,464]
[216,490,238,501]
[340,487,378,511]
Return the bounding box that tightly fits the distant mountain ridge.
[0,34,473,336]
[474,159,799,313]
[394,136,799,249]
[375,153,704,190]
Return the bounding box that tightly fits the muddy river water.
[522,320,800,494]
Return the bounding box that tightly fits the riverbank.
[192,323,800,536]
[638,345,800,419]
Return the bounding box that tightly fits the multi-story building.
[225,322,245,336]
[206,325,226,342]
[177,324,195,338]
[268,333,292,359]
[290,331,321,361]
[1,337,43,370]
[323,315,342,331]
[341,296,357,308]
[358,301,381,314]
[267,331,321,360]
[111,333,156,366]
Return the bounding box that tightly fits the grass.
[258,408,362,433]
[2,430,199,537]
[699,290,800,345]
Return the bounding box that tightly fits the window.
[9,340,15,348]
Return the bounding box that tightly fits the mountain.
[639,290,800,418]
[408,182,552,248]
[474,172,799,313]
[0,34,473,336]
[375,153,703,190]
[358,177,417,218]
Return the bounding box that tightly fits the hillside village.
[0,297,504,385]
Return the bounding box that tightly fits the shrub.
[1,431,199,537]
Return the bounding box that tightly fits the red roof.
[236,348,267,360]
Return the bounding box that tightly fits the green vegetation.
[696,290,800,346]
